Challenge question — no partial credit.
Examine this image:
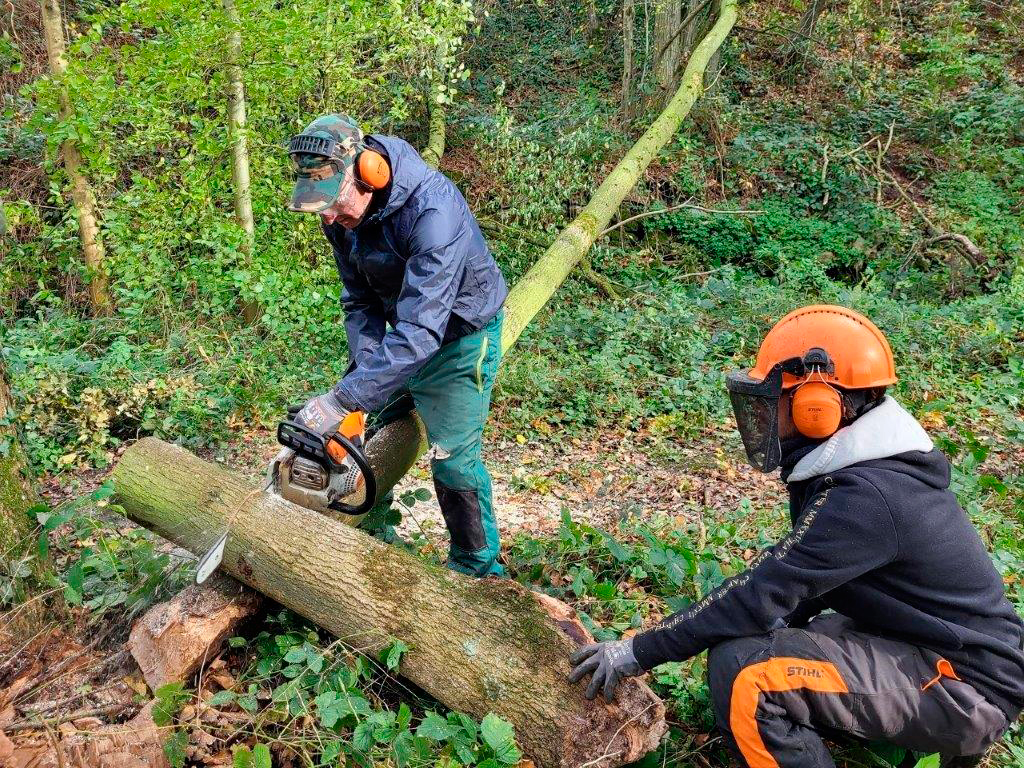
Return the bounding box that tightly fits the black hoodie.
[632,399,1024,720]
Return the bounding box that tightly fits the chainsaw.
[196,410,377,584]
[267,410,377,519]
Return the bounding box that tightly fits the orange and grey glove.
[568,637,643,702]
[295,392,351,438]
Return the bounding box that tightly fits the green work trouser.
[369,311,504,577]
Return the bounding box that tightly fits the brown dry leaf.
[0,731,13,760]
[1,674,35,707]
[515,760,536,768]
[202,749,233,765]
[123,675,150,697]
[208,672,235,690]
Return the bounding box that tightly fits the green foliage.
[153,682,190,726]
[39,481,190,618]
[203,611,525,767]
[233,744,272,768]
[7,0,474,325]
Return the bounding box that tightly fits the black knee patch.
[434,479,486,552]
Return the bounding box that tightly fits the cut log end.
[128,574,262,691]
[532,590,668,767]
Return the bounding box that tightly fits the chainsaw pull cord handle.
[324,431,377,516]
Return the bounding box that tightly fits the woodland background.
[1,0,1023,766]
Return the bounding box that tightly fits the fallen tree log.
[355,0,738,506]
[114,438,666,768]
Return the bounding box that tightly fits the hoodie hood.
[363,135,430,221]
[787,396,934,482]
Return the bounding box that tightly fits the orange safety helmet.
[726,305,896,471]
[750,305,896,390]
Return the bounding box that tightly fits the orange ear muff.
[791,381,842,439]
[356,150,390,190]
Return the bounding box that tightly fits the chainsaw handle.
[325,432,377,516]
[276,421,377,516]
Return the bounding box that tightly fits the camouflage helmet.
[287,114,364,213]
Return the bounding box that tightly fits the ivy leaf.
[416,710,452,741]
[383,639,409,671]
[207,690,236,708]
[236,694,258,713]
[480,713,520,764]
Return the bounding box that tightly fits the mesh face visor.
[726,364,787,472]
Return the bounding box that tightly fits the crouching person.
[569,305,1024,768]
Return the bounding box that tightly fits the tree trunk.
[223,0,254,246]
[501,0,736,348]
[783,0,826,68]
[39,0,110,315]
[355,0,737,510]
[621,0,635,119]
[586,0,599,36]
[222,0,259,325]
[420,94,446,170]
[652,0,682,95]
[113,438,667,768]
[0,370,38,563]
[703,0,722,92]
[798,0,826,38]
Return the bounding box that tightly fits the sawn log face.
[113,438,666,768]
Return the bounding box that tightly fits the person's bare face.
[319,164,373,229]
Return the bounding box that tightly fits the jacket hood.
[787,396,934,482]
[364,135,429,221]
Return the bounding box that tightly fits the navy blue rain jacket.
[323,136,508,413]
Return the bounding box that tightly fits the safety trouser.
[707,614,1009,768]
[369,311,504,577]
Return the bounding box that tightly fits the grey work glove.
[568,636,643,702]
[295,392,351,437]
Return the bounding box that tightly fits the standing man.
[569,306,1024,767]
[286,114,508,577]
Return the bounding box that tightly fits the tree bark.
[586,0,599,36]
[222,0,259,325]
[703,0,722,92]
[39,0,110,315]
[114,438,667,768]
[223,0,254,246]
[621,0,635,119]
[353,0,738,511]
[0,368,38,564]
[652,0,682,95]
[798,0,826,38]
[420,94,446,170]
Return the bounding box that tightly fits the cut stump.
[128,574,262,691]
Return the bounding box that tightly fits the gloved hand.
[295,392,351,437]
[568,636,643,702]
